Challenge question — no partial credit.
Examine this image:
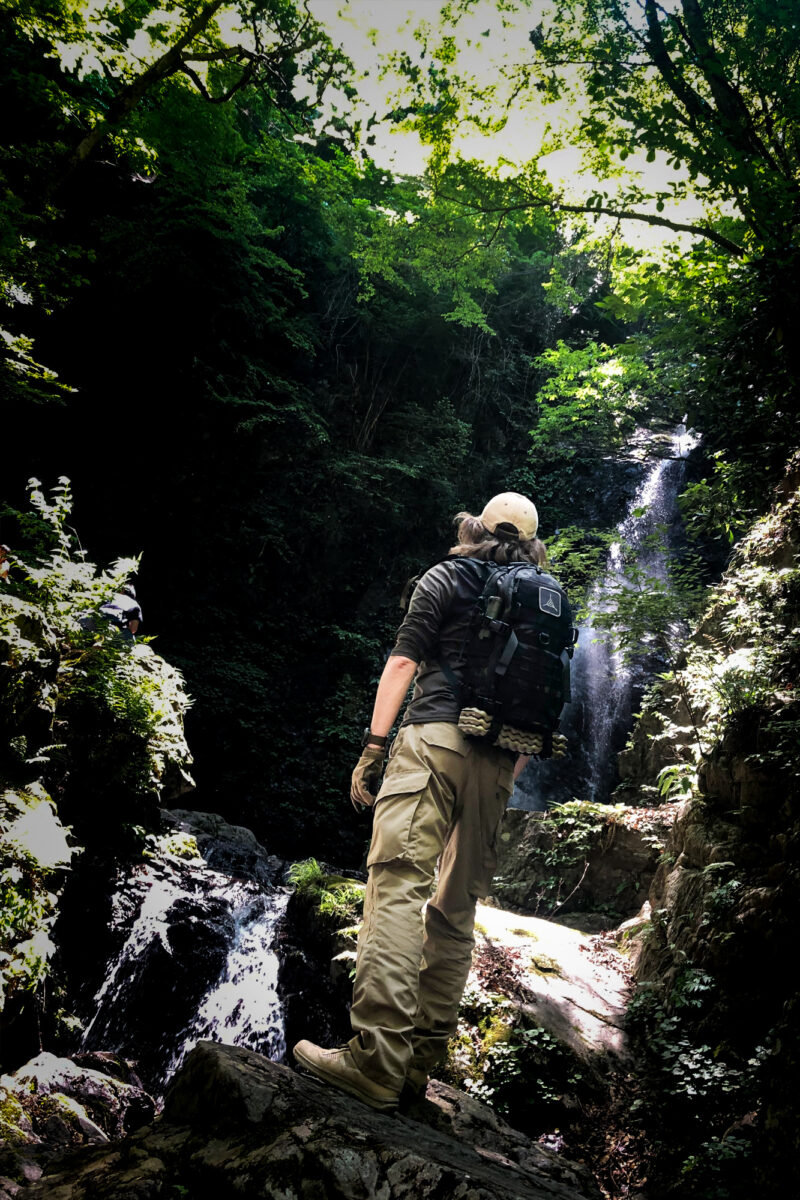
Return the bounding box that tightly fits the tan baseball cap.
[479,492,539,540]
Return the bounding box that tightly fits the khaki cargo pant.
[348,721,515,1092]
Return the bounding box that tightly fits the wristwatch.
[361,728,388,748]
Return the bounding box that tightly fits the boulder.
[161,808,284,888]
[0,1052,154,1189]
[493,806,669,921]
[472,904,631,1067]
[27,1041,603,1199]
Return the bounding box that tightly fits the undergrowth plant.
[4,478,139,626]
[1,479,192,805]
[626,977,768,1198]
[288,857,365,928]
[0,784,70,1005]
[446,979,588,1129]
[492,800,632,917]
[0,480,193,1021]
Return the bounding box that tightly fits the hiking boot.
[292,1041,399,1113]
[398,1064,429,1111]
[405,1065,428,1098]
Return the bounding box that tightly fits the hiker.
[98,582,142,638]
[293,492,574,1112]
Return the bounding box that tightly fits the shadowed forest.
[2,1,799,1197]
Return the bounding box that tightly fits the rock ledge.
[26,1041,602,1199]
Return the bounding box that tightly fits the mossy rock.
[0,1089,36,1148]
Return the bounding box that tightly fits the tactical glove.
[351,745,386,809]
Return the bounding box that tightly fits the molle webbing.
[435,559,575,760]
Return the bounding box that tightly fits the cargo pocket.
[497,764,515,800]
[482,763,515,886]
[420,724,469,756]
[367,768,431,867]
[493,764,515,844]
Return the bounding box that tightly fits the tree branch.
[679,0,784,177]
[555,198,745,255]
[643,0,714,131]
[66,0,228,177]
[178,60,256,105]
[181,48,248,63]
[437,191,745,256]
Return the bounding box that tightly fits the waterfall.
[79,856,288,1096]
[162,887,287,1081]
[515,425,699,811]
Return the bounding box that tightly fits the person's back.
[293,493,563,1112]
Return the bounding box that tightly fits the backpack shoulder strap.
[399,554,494,613]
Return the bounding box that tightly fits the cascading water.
[515,424,699,812]
[162,885,287,1081]
[79,853,288,1096]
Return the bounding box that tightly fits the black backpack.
[437,560,578,758]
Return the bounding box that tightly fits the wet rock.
[58,808,288,1098]
[27,1042,603,1199]
[76,864,238,1090]
[161,808,283,887]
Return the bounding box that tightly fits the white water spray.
[80,860,287,1094]
[163,888,287,1080]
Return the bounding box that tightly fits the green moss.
[0,1090,30,1147]
[145,832,202,862]
[528,953,561,976]
[336,923,362,944]
[479,1010,513,1053]
[445,1029,480,1084]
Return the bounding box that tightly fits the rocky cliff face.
[478,453,800,1193]
[1,570,196,1071]
[616,453,800,1191]
[628,457,800,999]
[493,804,674,928]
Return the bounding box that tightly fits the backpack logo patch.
[539,587,562,617]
